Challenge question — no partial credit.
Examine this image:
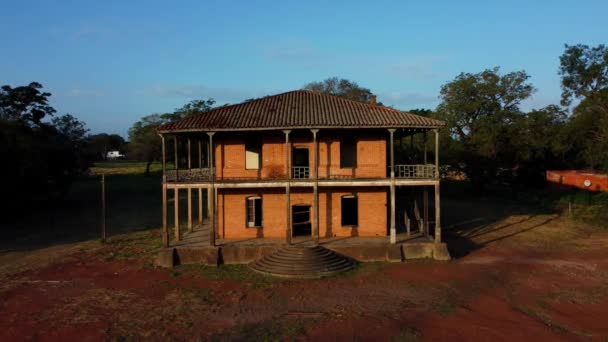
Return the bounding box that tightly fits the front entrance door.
[292,205,311,237]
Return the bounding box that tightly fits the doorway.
[292,147,309,179]
[292,205,312,237]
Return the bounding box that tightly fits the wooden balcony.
[165,164,437,184]
[166,168,212,182]
[394,164,437,179]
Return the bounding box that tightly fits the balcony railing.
[393,164,437,179]
[166,168,211,182]
[164,164,437,182]
[291,166,310,179]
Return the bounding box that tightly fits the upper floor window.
[245,139,261,169]
[340,136,357,168]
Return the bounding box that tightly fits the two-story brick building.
[157,90,446,266]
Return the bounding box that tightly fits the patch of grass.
[178,264,281,289]
[90,161,174,175]
[211,317,309,342]
[391,327,419,342]
[514,305,590,337]
[334,261,387,279]
[544,282,608,305]
[429,284,463,315]
[505,283,593,338]
[96,230,162,262]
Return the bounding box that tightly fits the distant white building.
[106,150,125,159]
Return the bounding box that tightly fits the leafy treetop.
[0,82,56,125]
[303,77,376,103]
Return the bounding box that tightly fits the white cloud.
[261,39,335,69]
[65,88,105,97]
[379,91,438,110]
[140,84,274,104]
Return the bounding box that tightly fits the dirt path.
[1,215,607,341]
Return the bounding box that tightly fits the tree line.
[0,83,125,216]
[2,43,606,215]
[433,44,608,190]
[303,45,608,190]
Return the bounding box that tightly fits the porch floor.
[170,221,433,249]
[157,222,450,267]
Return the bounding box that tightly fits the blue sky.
[1,0,606,137]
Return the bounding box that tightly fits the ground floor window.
[246,197,262,227]
[341,195,358,226]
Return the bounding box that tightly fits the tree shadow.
[440,186,560,259]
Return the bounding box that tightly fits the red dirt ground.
[1,216,608,341]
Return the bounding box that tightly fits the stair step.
[252,260,353,272]
[254,258,352,270]
[250,263,354,277]
[270,250,336,260]
[249,245,355,278]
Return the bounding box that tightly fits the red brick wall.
[216,187,388,239]
[214,131,387,179]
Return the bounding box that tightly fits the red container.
[546,170,608,192]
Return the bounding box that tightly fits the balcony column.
[388,128,396,244]
[197,139,201,168]
[206,136,212,221]
[207,132,216,246]
[311,129,319,243]
[434,129,439,179]
[283,130,292,244]
[173,132,180,242]
[423,131,429,237]
[198,138,203,225]
[187,137,191,169]
[160,134,168,247]
[174,135,179,180]
[174,187,180,242]
[434,129,441,243]
[160,134,166,175]
[186,137,192,232]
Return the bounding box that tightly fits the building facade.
[157,90,445,247]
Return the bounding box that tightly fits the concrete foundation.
[156,241,450,268]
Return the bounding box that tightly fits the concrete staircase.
[249,245,355,278]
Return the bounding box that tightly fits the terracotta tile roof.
[158,90,445,132]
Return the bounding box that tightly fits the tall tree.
[0,82,56,125]
[436,67,535,189]
[128,97,216,174]
[0,82,91,215]
[559,44,608,107]
[303,77,375,103]
[559,44,608,171]
[86,133,126,160]
[173,98,216,119]
[51,114,89,145]
[128,114,168,175]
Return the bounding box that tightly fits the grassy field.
[1,162,608,340]
[89,160,174,175]
[1,162,164,251]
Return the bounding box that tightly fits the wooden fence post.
[101,174,107,242]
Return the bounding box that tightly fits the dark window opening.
[246,197,262,227]
[340,136,357,168]
[292,147,309,167]
[341,195,358,226]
